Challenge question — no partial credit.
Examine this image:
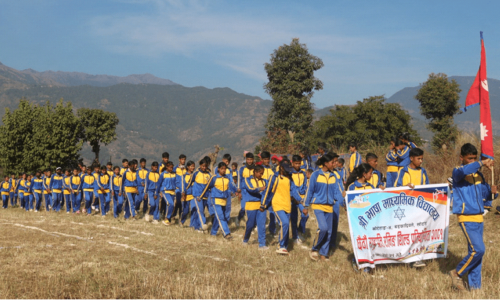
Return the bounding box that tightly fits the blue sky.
[1,0,499,108]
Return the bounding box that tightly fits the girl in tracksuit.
[120,159,140,220]
[242,165,267,247]
[49,169,64,212]
[111,166,123,218]
[42,170,52,211]
[31,171,44,212]
[179,161,196,226]
[304,154,345,261]
[96,166,111,216]
[82,169,96,215]
[1,176,11,208]
[145,162,160,222]
[185,158,211,232]
[199,162,237,239]
[346,164,376,192]
[260,161,303,255]
[9,175,17,207]
[24,175,34,211]
[157,161,177,225]
[70,168,83,213]
[63,169,72,213]
[290,155,309,244]
[16,174,26,209]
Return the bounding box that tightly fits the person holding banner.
[395,148,429,189]
[303,154,345,261]
[449,143,497,291]
[346,163,375,191]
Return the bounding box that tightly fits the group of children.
[1,135,496,291]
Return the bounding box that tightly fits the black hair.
[306,168,314,174]
[260,151,270,159]
[81,165,86,169]
[254,165,264,173]
[393,138,404,147]
[326,152,339,159]
[93,164,100,169]
[316,153,333,167]
[161,161,174,173]
[348,142,357,149]
[338,158,345,165]
[203,156,211,164]
[366,153,378,161]
[278,161,292,179]
[107,162,112,166]
[122,159,128,163]
[222,154,232,162]
[129,159,138,166]
[65,169,71,173]
[292,155,301,162]
[217,162,227,169]
[100,165,107,170]
[409,148,424,158]
[73,167,79,171]
[345,163,374,189]
[460,143,478,156]
[401,132,412,141]
[113,166,120,171]
[140,158,146,163]
[199,158,209,166]
[151,161,159,167]
[318,142,328,152]
[186,160,195,168]
[231,162,238,168]
[162,152,170,159]
[179,154,186,160]
[245,152,254,159]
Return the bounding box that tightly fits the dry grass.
[1,197,500,299]
[1,133,500,299]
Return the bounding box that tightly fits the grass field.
[1,198,500,299]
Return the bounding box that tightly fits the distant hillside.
[0,61,177,90]
[386,76,500,135]
[0,84,271,165]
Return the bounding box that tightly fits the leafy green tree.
[263,38,323,143]
[414,73,461,151]
[77,108,119,164]
[310,96,420,149]
[0,99,84,174]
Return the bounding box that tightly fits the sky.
[1,0,499,108]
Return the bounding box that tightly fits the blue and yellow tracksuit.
[120,170,139,219]
[452,161,498,289]
[31,177,44,211]
[215,165,234,222]
[200,173,237,237]
[347,180,375,191]
[1,180,11,208]
[120,167,127,176]
[110,174,123,218]
[349,151,362,173]
[173,165,186,218]
[186,169,212,230]
[242,176,267,246]
[145,170,161,221]
[49,174,64,212]
[9,178,17,206]
[395,165,429,187]
[407,141,418,148]
[367,169,383,189]
[69,175,82,212]
[180,172,194,225]
[261,164,277,235]
[237,164,255,221]
[81,174,96,214]
[157,170,177,221]
[63,176,72,212]
[291,169,308,240]
[23,180,34,211]
[136,167,149,214]
[304,170,344,257]
[386,150,399,187]
[337,167,347,187]
[16,179,25,208]
[91,171,100,208]
[96,174,111,216]
[261,174,302,250]
[42,175,53,211]
[397,146,411,169]
[300,158,312,171]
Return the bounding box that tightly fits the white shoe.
[145,214,150,222]
[413,260,426,268]
[66,211,70,214]
[201,224,209,231]
[34,210,38,213]
[259,246,269,250]
[294,238,303,245]
[152,220,159,224]
[483,210,489,216]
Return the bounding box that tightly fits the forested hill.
[0,83,271,164]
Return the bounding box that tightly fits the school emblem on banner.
[346,184,450,269]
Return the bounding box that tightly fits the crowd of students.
[0,132,496,291]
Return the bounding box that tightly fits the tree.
[414,73,461,151]
[310,96,420,149]
[0,99,84,174]
[263,38,323,143]
[77,108,119,164]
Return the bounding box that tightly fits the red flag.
[464,32,494,160]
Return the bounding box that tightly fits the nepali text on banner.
[346,184,450,269]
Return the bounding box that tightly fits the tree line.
[0,98,118,174]
[258,38,462,154]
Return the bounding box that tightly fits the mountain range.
[0,61,498,165]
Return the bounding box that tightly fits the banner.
[346,184,450,269]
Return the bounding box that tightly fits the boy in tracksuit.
[236,152,255,227]
[137,158,149,214]
[291,155,308,244]
[49,167,64,212]
[92,164,101,212]
[396,148,429,189]
[157,161,177,225]
[31,170,44,212]
[82,168,96,215]
[42,169,53,211]
[145,162,160,223]
[242,165,267,247]
[111,166,123,218]
[449,143,497,291]
[63,169,72,213]
[120,159,139,220]
[173,154,187,220]
[9,175,17,206]
[1,176,11,209]
[349,143,362,173]
[70,168,83,213]
[366,153,385,189]
[260,151,276,235]
[96,166,112,216]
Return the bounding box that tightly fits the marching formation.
[0,133,497,291]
